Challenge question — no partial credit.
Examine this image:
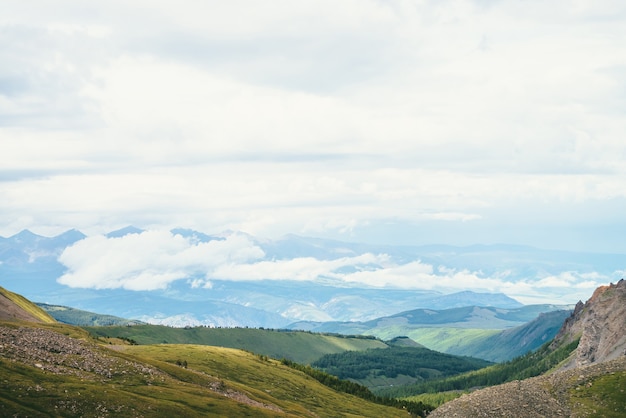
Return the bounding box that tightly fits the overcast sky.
[2,0,626,253]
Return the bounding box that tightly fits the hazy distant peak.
[9,229,40,242]
[55,229,87,241]
[170,228,216,243]
[213,229,256,240]
[105,226,144,238]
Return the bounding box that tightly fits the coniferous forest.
[312,346,491,381]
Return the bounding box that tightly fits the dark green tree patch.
[312,346,491,381]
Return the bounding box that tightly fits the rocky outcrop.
[429,280,626,417]
[0,325,163,382]
[551,279,626,368]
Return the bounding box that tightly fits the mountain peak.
[9,229,40,242]
[54,229,86,242]
[170,228,215,242]
[106,226,144,238]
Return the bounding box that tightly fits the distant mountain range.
[0,226,620,331]
[287,304,573,362]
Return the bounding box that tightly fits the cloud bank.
[1,1,626,252]
[58,230,264,290]
[57,230,610,303]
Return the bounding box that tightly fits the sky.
[2,0,626,254]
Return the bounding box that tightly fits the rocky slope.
[429,280,626,417]
[429,356,626,418]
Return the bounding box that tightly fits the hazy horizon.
[3,225,624,307]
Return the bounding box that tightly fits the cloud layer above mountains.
[57,230,611,304]
[2,1,626,252]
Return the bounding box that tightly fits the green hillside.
[84,325,389,364]
[377,337,580,402]
[370,326,499,354]
[452,310,571,362]
[123,344,430,416]
[0,286,56,323]
[37,303,144,326]
[294,305,572,362]
[359,309,571,362]
[0,320,426,417]
[568,367,626,417]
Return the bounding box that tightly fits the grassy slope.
[37,303,144,326]
[85,325,388,364]
[568,369,626,417]
[457,310,571,362]
[365,310,570,362]
[0,320,408,417]
[369,326,499,354]
[0,286,56,323]
[383,338,581,404]
[122,344,410,417]
[1,355,269,418]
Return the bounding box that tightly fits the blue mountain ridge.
[0,227,621,328]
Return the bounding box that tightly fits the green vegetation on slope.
[0,355,277,418]
[0,321,279,417]
[121,343,421,417]
[347,308,572,362]
[84,324,388,364]
[568,369,626,417]
[401,391,464,409]
[0,286,56,323]
[279,358,433,417]
[369,326,499,355]
[37,303,144,326]
[437,310,572,362]
[312,346,492,390]
[377,338,580,399]
[0,320,413,417]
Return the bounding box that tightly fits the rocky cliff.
[551,278,626,368]
[429,280,626,417]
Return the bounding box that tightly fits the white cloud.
[1,1,625,252]
[55,229,609,304]
[212,253,388,282]
[57,230,264,290]
[534,272,609,290]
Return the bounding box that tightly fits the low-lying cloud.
[57,230,265,290]
[57,230,611,303]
